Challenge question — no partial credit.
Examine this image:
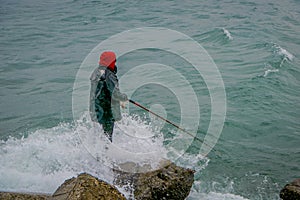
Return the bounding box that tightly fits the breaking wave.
[223,28,233,40]
[0,113,249,199]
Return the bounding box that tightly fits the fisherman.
[90,51,128,142]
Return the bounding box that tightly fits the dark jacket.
[90,66,127,123]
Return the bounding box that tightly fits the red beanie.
[99,51,116,71]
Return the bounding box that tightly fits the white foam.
[0,114,170,196]
[0,113,215,199]
[188,192,249,200]
[223,28,233,40]
[188,178,249,200]
[278,47,294,61]
[263,69,279,77]
[0,122,104,194]
[76,113,169,173]
[273,44,294,61]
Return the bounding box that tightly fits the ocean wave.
[0,115,165,194]
[260,43,294,77]
[192,28,233,44]
[0,113,209,198]
[273,44,294,61]
[189,177,249,200]
[223,28,233,40]
[263,69,279,77]
[188,192,249,200]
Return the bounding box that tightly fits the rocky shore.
[0,161,194,200]
[114,161,195,200]
[280,178,300,200]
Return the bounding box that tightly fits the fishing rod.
[129,99,218,154]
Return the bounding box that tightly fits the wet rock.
[52,173,126,200]
[0,173,126,200]
[114,160,195,200]
[280,178,300,200]
[0,191,50,200]
[0,162,194,200]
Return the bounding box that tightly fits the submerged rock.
[280,178,300,200]
[52,173,126,200]
[114,160,195,200]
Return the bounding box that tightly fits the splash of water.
[260,44,294,77]
[0,113,249,199]
[263,69,279,77]
[275,45,294,62]
[223,28,233,40]
[0,114,168,195]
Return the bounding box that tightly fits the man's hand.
[120,101,128,109]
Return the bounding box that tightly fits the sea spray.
[0,113,171,197]
[260,44,294,77]
[263,69,279,77]
[275,45,294,62]
[223,28,233,40]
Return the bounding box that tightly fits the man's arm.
[106,73,128,102]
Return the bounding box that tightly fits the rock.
[0,173,126,200]
[52,173,126,200]
[114,161,195,200]
[0,162,194,200]
[280,178,300,200]
[134,163,195,200]
[0,192,50,200]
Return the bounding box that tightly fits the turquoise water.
[1,0,300,199]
